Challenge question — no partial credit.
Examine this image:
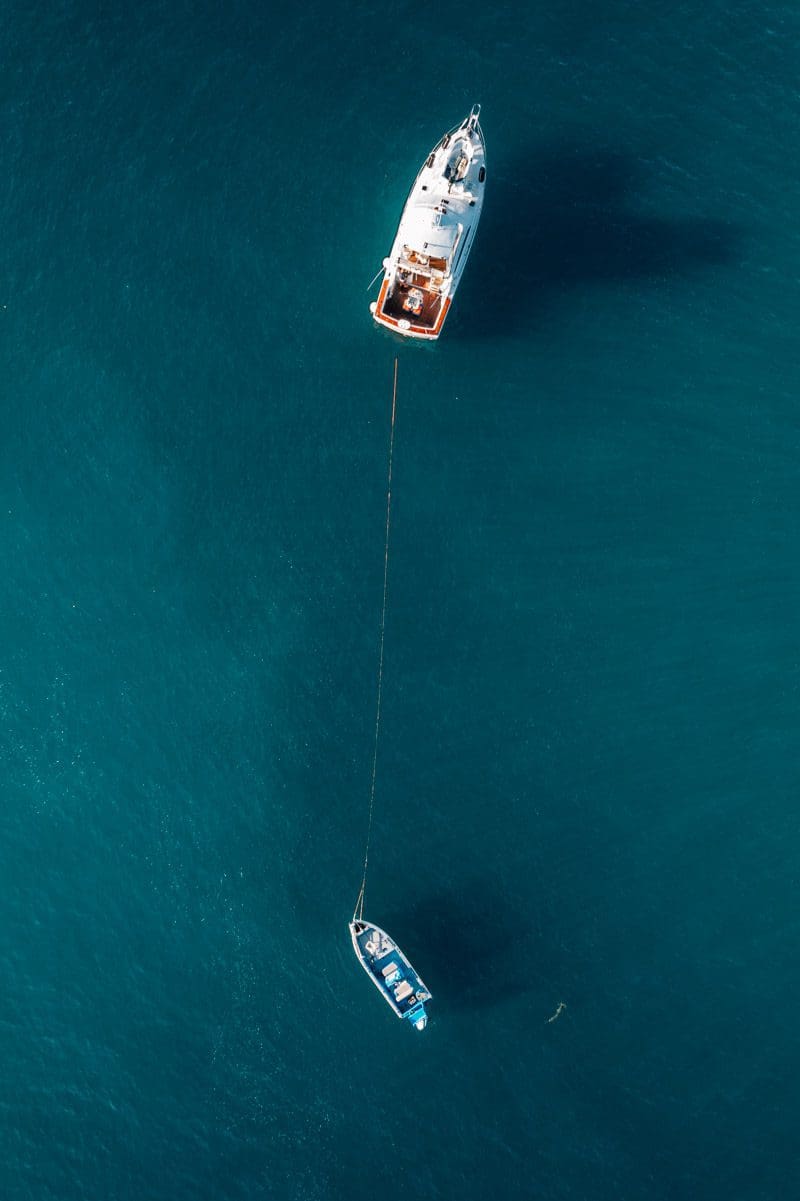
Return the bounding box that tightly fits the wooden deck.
[382,276,444,329]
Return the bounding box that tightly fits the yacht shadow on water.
[381,882,533,1013]
[456,144,740,338]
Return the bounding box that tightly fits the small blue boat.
[349,919,432,1030]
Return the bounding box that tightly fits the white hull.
[371,106,486,341]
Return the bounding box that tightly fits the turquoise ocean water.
[2,3,799,1198]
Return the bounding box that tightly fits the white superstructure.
[370,105,486,340]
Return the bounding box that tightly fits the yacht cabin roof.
[401,206,460,261]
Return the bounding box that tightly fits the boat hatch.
[445,144,470,182]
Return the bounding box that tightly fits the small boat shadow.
[382,882,533,1013]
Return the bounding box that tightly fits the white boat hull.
[371,106,486,341]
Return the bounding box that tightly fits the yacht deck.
[382,277,443,329]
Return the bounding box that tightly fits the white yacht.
[370,105,486,340]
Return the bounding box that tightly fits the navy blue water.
[2,3,799,1198]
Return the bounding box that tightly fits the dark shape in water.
[384,883,535,1013]
[460,144,740,337]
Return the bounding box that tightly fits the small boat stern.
[406,1001,428,1031]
